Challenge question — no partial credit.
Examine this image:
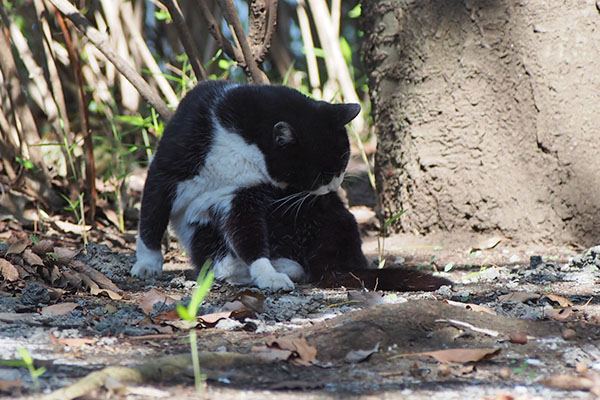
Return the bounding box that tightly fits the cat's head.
[220,85,361,195]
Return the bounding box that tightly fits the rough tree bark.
[362,0,600,245]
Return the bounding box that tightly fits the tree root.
[42,352,262,400]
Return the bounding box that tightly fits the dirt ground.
[1,164,599,399]
[1,219,600,399]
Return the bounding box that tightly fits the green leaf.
[176,303,191,322]
[348,4,361,18]
[339,37,352,65]
[384,210,407,229]
[0,359,27,368]
[218,59,235,70]
[155,9,171,22]
[186,260,214,320]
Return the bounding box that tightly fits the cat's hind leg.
[188,223,251,284]
[223,188,294,291]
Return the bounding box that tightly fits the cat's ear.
[333,103,361,126]
[273,121,295,146]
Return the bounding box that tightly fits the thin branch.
[162,0,208,81]
[219,0,268,83]
[121,1,179,106]
[307,0,362,131]
[256,0,278,64]
[100,0,139,111]
[54,9,97,224]
[46,0,173,121]
[296,0,321,97]
[0,14,46,171]
[197,1,242,62]
[33,0,74,156]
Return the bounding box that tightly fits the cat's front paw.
[132,238,163,278]
[131,259,163,278]
[250,258,295,291]
[254,271,295,291]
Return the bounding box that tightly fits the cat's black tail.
[316,267,452,292]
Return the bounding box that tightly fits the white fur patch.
[250,257,295,291]
[170,118,279,252]
[131,236,164,278]
[309,174,344,196]
[272,258,306,282]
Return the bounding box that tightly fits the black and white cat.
[131,81,449,292]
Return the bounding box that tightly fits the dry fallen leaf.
[53,247,78,265]
[444,299,497,315]
[32,239,54,256]
[544,294,574,307]
[233,289,265,314]
[23,249,44,266]
[6,240,30,255]
[498,292,540,303]
[0,259,19,281]
[545,306,574,320]
[53,220,92,235]
[468,236,505,253]
[81,274,123,300]
[266,337,317,366]
[541,374,595,390]
[198,311,234,325]
[413,348,501,364]
[50,332,98,347]
[251,346,293,362]
[154,308,183,322]
[41,302,78,316]
[140,288,178,315]
[345,342,380,363]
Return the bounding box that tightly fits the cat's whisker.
[283,193,309,216]
[270,191,308,215]
[294,193,311,225]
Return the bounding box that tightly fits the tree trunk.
[361,0,600,245]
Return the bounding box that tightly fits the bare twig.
[307,0,362,131]
[33,0,75,178]
[0,14,46,171]
[296,0,321,97]
[162,0,208,81]
[99,0,139,111]
[248,0,278,64]
[121,1,179,106]
[197,1,242,62]
[46,0,173,121]
[219,0,269,83]
[54,9,97,224]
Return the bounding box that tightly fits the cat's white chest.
[169,122,274,250]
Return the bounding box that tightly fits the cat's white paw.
[255,271,295,291]
[250,258,295,291]
[131,259,163,278]
[272,258,305,282]
[132,237,163,278]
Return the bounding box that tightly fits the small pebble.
[437,364,451,377]
[562,328,577,340]
[499,367,511,379]
[576,362,588,374]
[509,332,528,344]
